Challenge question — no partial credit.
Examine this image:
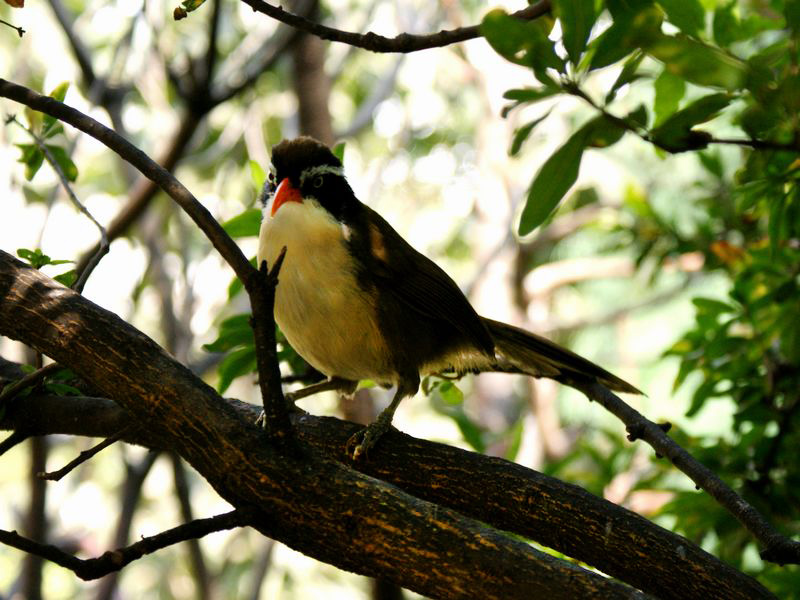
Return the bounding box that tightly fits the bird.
[257,136,640,458]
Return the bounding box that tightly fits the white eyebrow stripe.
[299,164,344,185]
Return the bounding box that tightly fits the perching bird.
[258,136,640,457]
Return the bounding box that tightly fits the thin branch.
[203,0,222,85]
[94,450,161,600]
[74,111,203,276]
[1,18,25,37]
[238,0,551,53]
[576,381,800,566]
[6,115,110,293]
[566,83,800,154]
[709,136,800,152]
[38,431,126,481]
[46,0,96,89]
[171,454,212,599]
[0,78,251,282]
[249,247,293,445]
[0,510,250,581]
[0,430,29,456]
[0,363,61,410]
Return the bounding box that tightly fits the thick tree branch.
[0,510,248,580]
[238,0,551,53]
[0,378,774,597]
[0,251,651,599]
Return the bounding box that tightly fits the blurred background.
[1,0,798,597]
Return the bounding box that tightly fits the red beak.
[271,178,303,216]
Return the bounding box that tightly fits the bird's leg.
[256,376,356,428]
[285,376,357,404]
[346,376,418,459]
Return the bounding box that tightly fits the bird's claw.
[345,419,391,460]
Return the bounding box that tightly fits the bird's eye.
[313,175,324,188]
[260,171,277,207]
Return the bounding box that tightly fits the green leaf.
[332,142,346,162]
[48,81,70,103]
[785,0,800,33]
[648,34,746,90]
[588,5,663,70]
[605,51,646,104]
[657,0,705,37]
[501,87,559,117]
[16,143,44,181]
[519,127,589,235]
[17,248,52,269]
[43,382,82,396]
[509,111,551,156]
[43,122,64,140]
[653,67,686,126]
[437,381,464,405]
[180,0,206,12]
[453,412,486,453]
[53,269,77,287]
[42,82,69,137]
[249,160,266,190]
[222,208,262,238]
[583,115,627,148]
[481,9,564,81]
[45,145,78,181]
[606,0,654,19]
[216,346,257,394]
[626,104,649,128]
[713,1,744,47]
[203,313,254,353]
[554,0,597,65]
[650,92,731,152]
[697,151,723,179]
[692,297,734,315]
[228,257,257,299]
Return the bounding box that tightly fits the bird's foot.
[345,417,392,460]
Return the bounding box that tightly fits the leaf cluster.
[482,0,799,235]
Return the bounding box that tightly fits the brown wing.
[354,205,494,358]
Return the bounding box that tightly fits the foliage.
[482,0,800,591]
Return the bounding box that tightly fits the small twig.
[708,137,800,152]
[7,115,109,292]
[0,18,25,37]
[577,381,800,565]
[565,83,800,154]
[0,431,30,457]
[171,454,212,596]
[238,0,551,53]
[0,510,251,580]
[248,247,294,446]
[0,363,62,410]
[38,430,126,481]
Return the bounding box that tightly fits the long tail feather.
[482,318,642,395]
